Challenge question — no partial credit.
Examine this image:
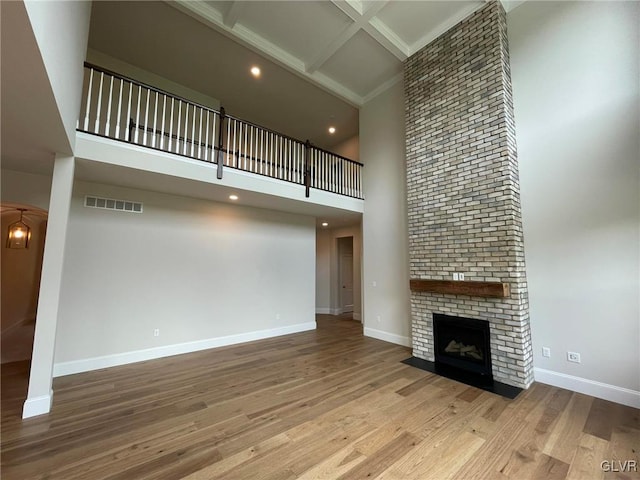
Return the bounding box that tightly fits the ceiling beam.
[307,0,389,74]
[364,18,409,61]
[223,1,244,28]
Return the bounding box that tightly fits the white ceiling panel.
[318,30,402,97]
[376,1,483,50]
[235,1,352,63]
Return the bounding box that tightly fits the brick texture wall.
[404,1,533,388]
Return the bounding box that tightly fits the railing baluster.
[168,98,174,151]
[183,103,190,155]
[105,76,114,136]
[143,88,150,146]
[94,72,104,134]
[83,68,93,131]
[249,125,255,172]
[190,105,197,157]
[197,108,203,159]
[152,91,158,148]
[126,83,132,141]
[115,79,123,139]
[160,94,166,150]
[134,85,142,143]
[204,110,210,161]
[175,100,182,153]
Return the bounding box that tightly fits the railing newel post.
[217,106,226,179]
[304,140,311,198]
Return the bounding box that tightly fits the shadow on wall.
[1,203,48,364]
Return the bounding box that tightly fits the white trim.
[22,391,53,419]
[316,308,332,314]
[362,72,403,105]
[53,322,316,377]
[534,368,640,409]
[364,327,411,347]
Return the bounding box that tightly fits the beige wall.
[360,81,411,346]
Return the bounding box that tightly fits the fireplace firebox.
[433,313,492,382]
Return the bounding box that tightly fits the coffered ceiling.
[171,0,486,105]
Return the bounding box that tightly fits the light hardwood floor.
[1,315,638,479]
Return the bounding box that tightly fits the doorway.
[1,204,48,365]
[337,236,354,314]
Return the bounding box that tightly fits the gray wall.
[509,1,640,401]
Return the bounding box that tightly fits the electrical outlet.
[376,315,381,323]
[153,328,160,337]
[453,273,459,281]
[459,273,465,281]
[542,347,551,358]
[372,281,377,287]
[276,313,281,320]
[567,351,581,363]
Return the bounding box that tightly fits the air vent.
[84,196,143,213]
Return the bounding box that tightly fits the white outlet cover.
[542,347,551,358]
[459,273,465,281]
[453,273,459,281]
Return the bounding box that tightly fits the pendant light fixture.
[6,208,31,249]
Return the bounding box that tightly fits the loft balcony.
[76,63,364,211]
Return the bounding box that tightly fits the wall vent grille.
[84,196,143,213]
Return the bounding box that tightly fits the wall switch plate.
[459,273,465,281]
[453,273,459,281]
[567,351,581,363]
[542,347,551,358]
[153,329,160,337]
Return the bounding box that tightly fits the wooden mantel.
[409,279,510,298]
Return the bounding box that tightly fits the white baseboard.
[315,308,331,314]
[22,391,53,419]
[53,322,316,378]
[364,327,411,347]
[534,368,640,409]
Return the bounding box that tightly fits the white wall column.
[23,155,75,419]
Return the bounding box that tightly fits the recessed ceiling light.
[328,127,336,134]
[250,66,261,77]
[229,194,239,201]
[321,222,329,227]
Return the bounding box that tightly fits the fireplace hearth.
[402,314,523,399]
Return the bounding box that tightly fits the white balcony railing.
[77,63,364,199]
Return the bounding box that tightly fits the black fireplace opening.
[433,313,493,383]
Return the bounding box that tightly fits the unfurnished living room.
[1,0,638,479]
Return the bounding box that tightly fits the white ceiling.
[172,0,486,105]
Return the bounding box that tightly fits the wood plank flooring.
[1,315,638,479]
